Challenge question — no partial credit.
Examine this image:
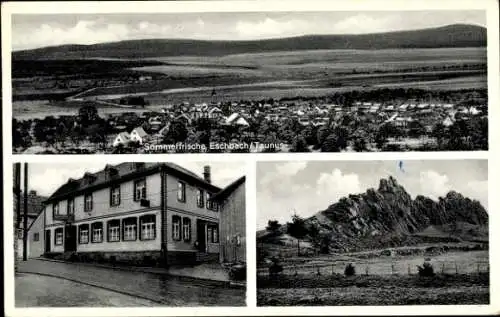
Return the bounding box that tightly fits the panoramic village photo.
[256,160,489,305]
[11,10,488,154]
[13,162,246,306]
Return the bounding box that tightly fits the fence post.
[407,263,411,275]
[365,265,369,276]
[477,263,480,274]
[332,264,334,275]
[455,262,458,275]
[441,262,445,274]
[391,263,394,275]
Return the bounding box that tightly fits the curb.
[17,271,165,305]
[34,258,246,289]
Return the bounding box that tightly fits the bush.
[417,261,435,277]
[269,258,284,277]
[229,263,247,281]
[344,263,356,276]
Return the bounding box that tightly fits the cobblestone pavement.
[17,259,246,306]
[16,273,156,307]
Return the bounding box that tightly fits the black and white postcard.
[2,0,499,316]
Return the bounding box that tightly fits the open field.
[258,248,488,276]
[258,274,489,305]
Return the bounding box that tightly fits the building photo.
[14,161,246,307]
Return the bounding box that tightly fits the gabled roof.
[131,127,148,138]
[45,163,221,204]
[211,176,245,202]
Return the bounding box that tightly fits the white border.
[2,0,499,316]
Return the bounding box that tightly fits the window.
[55,228,63,245]
[213,227,219,243]
[197,189,204,208]
[207,227,213,243]
[110,186,121,206]
[67,198,74,215]
[122,217,137,241]
[177,182,186,202]
[134,179,147,201]
[33,232,40,241]
[206,192,217,210]
[53,203,60,217]
[172,215,181,241]
[182,217,191,241]
[79,224,89,244]
[91,222,103,243]
[140,215,156,240]
[207,224,219,243]
[84,194,93,212]
[107,220,120,242]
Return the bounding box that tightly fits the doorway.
[64,225,77,252]
[196,220,206,252]
[44,230,51,253]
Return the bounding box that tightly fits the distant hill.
[258,176,488,252]
[13,24,486,60]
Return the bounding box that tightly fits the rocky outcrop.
[308,176,488,251]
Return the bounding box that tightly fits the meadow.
[78,48,487,100]
[12,47,487,118]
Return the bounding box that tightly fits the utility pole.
[23,163,28,261]
[14,163,21,271]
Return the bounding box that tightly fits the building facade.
[41,163,223,266]
[213,176,246,264]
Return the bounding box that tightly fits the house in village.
[113,132,131,147]
[225,113,250,127]
[442,116,455,127]
[27,163,246,266]
[130,127,149,144]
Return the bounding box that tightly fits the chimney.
[203,165,211,184]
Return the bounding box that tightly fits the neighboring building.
[16,190,47,258]
[26,209,45,258]
[113,132,131,147]
[212,176,246,264]
[39,163,226,266]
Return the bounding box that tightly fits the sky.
[256,160,488,229]
[11,11,486,50]
[25,161,246,198]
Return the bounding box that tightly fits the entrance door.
[196,220,206,252]
[64,225,77,252]
[44,230,51,253]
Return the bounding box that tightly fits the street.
[16,273,156,307]
[16,259,246,306]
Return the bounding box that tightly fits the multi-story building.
[38,163,229,266]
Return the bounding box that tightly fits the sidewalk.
[36,257,241,285]
[17,259,246,306]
